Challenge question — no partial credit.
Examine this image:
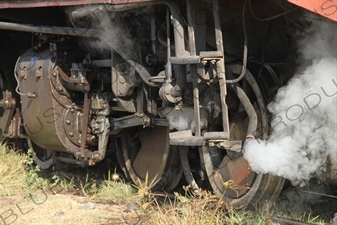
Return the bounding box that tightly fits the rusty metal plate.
[63,108,82,147]
[214,155,256,198]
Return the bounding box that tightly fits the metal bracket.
[170,51,223,65]
[0,91,16,140]
[169,130,242,152]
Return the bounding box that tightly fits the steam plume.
[244,15,337,185]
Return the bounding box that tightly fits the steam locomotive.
[0,0,336,208]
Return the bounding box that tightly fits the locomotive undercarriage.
[1,0,334,208]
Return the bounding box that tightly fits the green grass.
[93,179,138,203]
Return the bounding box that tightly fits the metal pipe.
[158,20,175,51]
[165,6,172,81]
[151,14,156,55]
[226,0,248,84]
[212,0,230,138]
[80,93,90,158]
[171,65,186,97]
[179,146,200,192]
[71,4,150,23]
[186,0,201,137]
[230,82,258,139]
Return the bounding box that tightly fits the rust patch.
[215,155,256,198]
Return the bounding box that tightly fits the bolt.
[69,132,74,137]
[70,108,75,113]
[57,87,63,92]
[65,120,71,125]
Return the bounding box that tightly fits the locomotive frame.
[0,0,335,208]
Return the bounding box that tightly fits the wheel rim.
[120,126,182,192]
[28,139,53,170]
[202,65,284,208]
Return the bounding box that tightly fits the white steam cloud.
[244,16,337,185]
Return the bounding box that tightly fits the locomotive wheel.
[120,126,182,192]
[201,65,284,208]
[28,139,53,170]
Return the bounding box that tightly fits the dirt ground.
[0,193,144,225]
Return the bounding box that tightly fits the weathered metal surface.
[0,0,155,9]
[8,108,21,139]
[16,48,66,152]
[63,108,82,147]
[28,139,54,170]
[288,0,337,22]
[15,47,96,164]
[121,126,182,192]
[111,67,137,113]
[170,136,206,146]
[170,56,201,65]
[215,155,256,198]
[0,91,15,140]
[212,0,230,141]
[204,131,229,140]
[80,93,90,159]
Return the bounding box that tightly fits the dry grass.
[0,144,329,225]
[0,143,27,196]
